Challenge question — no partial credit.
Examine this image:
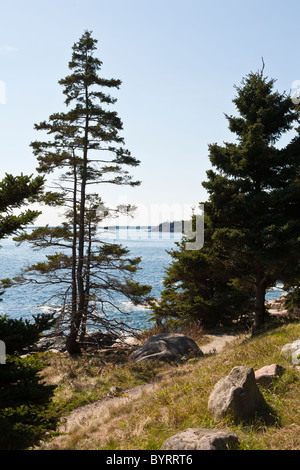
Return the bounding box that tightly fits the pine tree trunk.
[67,83,89,354]
[252,263,266,335]
[68,155,79,350]
[75,162,86,347]
[79,219,92,342]
[66,154,81,355]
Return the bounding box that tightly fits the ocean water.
[0,228,284,331]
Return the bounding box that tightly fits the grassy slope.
[38,321,300,450]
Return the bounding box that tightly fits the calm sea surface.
[0,228,284,331]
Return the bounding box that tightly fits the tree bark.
[67,76,89,354]
[66,152,81,355]
[79,217,92,342]
[252,263,266,335]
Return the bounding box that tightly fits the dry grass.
[37,321,300,450]
[38,345,172,415]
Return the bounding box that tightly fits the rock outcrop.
[24,329,119,354]
[131,333,203,363]
[266,293,300,317]
[27,331,67,353]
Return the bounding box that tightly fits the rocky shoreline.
[266,292,300,317]
[24,293,299,356]
[23,329,133,355]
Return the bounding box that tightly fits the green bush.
[0,313,58,449]
[0,312,56,354]
[284,287,300,312]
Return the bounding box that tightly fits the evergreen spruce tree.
[0,172,44,298]
[15,31,151,354]
[0,173,57,450]
[151,216,254,330]
[0,313,57,450]
[203,68,300,334]
[0,173,44,239]
[153,68,300,334]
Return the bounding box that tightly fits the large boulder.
[208,366,266,421]
[131,333,203,363]
[161,427,239,450]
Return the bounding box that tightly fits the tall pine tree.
[153,67,300,334]
[203,67,300,334]
[15,31,151,353]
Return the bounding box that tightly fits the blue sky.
[1,0,300,225]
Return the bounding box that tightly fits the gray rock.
[281,339,300,357]
[85,330,119,347]
[255,364,285,387]
[131,333,203,363]
[208,366,266,421]
[25,329,119,354]
[31,331,67,352]
[292,348,300,365]
[161,428,239,450]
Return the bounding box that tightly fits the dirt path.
[200,333,239,354]
[57,333,239,435]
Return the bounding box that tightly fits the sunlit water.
[0,228,284,331]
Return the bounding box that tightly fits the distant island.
[100,221,190,232]
[150,220,190,232]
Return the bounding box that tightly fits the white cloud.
[0,45,19,53]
